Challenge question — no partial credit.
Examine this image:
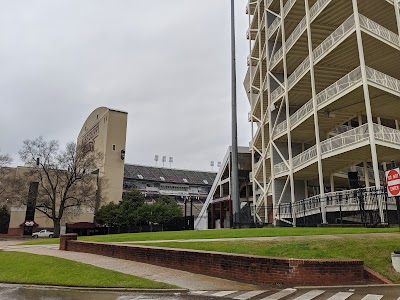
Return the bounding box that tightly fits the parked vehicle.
[32,229,53,238]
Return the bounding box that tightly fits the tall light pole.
[230,0,240,228]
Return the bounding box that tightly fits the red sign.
[386,168,400,197]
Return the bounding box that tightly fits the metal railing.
[268,17,281,39]
[309,0,331,19]
[273,120,288,137]
[286,17,307,51]
[320,124,369,157]
[374,124,400,145]
[286,14,399,92]
[313,14,355,63]
[337,166,385,182]
[275,186,395,226]
[366,67,400,93]
[316,66,362,106]
[289,124,368,170]
[292,143,318,169]
[276,123,400,174]
[270,0,332,69]
[273,65,400,138]
[274,66,361,138]
[360,15,400,46]
[270,85,285,102]
[287,56,310,89]
[283,0,297,17]
[287,66,361,133]
[274,160,289,175]
[332,125,353,135]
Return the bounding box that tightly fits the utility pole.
[231,0,240,228]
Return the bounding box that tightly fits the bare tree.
[0,153,12,168]
[0,153,12,201]
[18,137,102,237]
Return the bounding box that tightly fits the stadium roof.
[124,164,217,186]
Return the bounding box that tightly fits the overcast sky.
[0,0,251,172]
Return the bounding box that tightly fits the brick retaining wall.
[61,236,377,285]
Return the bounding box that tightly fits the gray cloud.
[0,0,250,171]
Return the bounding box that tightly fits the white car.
[32,229,54,238]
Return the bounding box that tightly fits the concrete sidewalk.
[1,244,263,291]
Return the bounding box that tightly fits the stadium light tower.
[230,0,240,228]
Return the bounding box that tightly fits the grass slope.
[20,227,399,245]
[137,238,400,283]
[0,251,174,288]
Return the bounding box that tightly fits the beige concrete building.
[4,107,128,236]
[77,107,128,207]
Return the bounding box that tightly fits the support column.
[280,0,296,227]
[265,2,277,226]
[305,0,327,224]
[352,0,385,223]
[220,202,225,229]
[358,114,370,187]
[211,204,216,229]
[258,3,269,228]
[394,0,400,36]
[330,174,335,193]
[377,117,387,172]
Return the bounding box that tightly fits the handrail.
[287,56,310,89]
[320,124,369,157]
[283,0,297,17]
[273,120,287,137]
[273,66,361,137]
[277,186,388,217]
[337,166,385,181]
[359,15,400,46]
[274,161,289,174]
[270,85,285,102]
[290,124,369,169]
[366,67,400,93]
[313,14,355,63]
[285,15,355,91]
[374,124,400,145]
[268,17,281,39]
[286,18,307,51]
[269,0,332,69]
[309,0,331,19]
[316,66,362,106]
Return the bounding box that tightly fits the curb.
[295,283,400,289]
[0,283,188,293]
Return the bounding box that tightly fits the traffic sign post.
[386,167,400,227]
[386,168,400,197]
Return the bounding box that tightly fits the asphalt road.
[2,285,400,300]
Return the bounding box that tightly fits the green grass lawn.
[136,237,400,283]
[20,227,400,245]
[0,251,174,288]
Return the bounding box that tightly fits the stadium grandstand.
[123,164,217,218]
